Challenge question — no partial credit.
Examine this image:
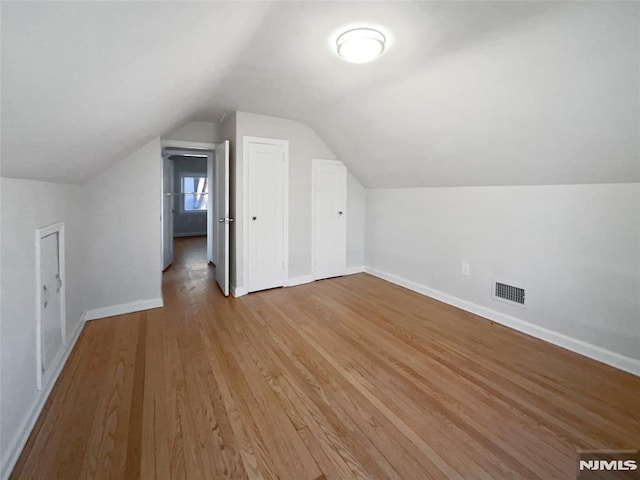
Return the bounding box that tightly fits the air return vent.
[493,281,526,306]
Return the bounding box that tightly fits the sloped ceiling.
[2,1,639,186]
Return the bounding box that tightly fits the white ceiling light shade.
[336,28,386,63]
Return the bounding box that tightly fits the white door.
[40,233,62,371]
[38,228,65,387]
[215,140,230,296]
[162,158,174,270]
[313,159,347,280]
[246,139,287,293]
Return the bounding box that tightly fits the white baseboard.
[231,284,248,297]
[84,298,163,321]
[1,314,86,480]
[285,275,314,287]
[345,266,365,275]
[365,267,640,377]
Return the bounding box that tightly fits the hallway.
[163,236,211,289]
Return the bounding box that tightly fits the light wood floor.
[12,236,640,479]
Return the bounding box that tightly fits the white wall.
[82,138,163,316]
[233,111,365,290]
[0,178,85,478]
[366,183,640,370]
[163,120,222,144]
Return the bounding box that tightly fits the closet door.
[36,222,66,389]
[312,160,347,280]
[246,138,288,293]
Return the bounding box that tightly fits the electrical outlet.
[461,262,470,276]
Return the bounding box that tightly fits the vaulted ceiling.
[2,2,639,186]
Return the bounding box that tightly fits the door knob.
[338,211,343,216]
[252,216,257,221]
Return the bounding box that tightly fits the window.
[180,174,208,212]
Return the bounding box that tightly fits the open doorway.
[162,148,212,271]
[161,141,230,296]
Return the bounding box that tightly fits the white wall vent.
[492,280,526,307]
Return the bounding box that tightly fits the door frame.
[311,159,347,280]
[242,136,289,293]
[34,221,66,390]
[160,143,215,272]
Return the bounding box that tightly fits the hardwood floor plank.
[159,308,190,480]
[194,304,266,479]
[270,294,479,480]
[240,297,403,480]
[339,325,561,478]
[124,314,147,480]
[176,304,248,479]
[10,237,640,479]
[318,293,572,477]
[214,311,321,480]
[227,300,367,480]
[140,310,158,480]
[245,295,447,480]
[79,315,139,479]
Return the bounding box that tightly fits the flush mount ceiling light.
[336,27,386,63]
